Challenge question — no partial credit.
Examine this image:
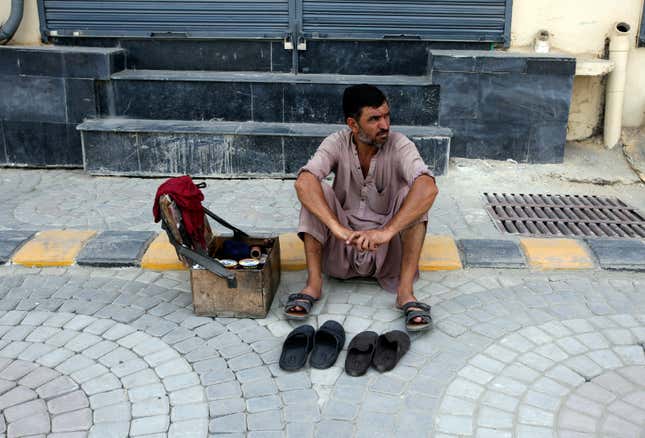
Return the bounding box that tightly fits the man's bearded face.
[354,102,391,148]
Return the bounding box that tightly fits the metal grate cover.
[484,193,645,239]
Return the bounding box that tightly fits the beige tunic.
[297,129,433,293]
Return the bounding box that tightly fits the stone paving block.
[435,414,472,435]
[209,413,246,433]
[279,233,306,271]
[286,422,314,438]
[477,406,513,428]
[12,230,97,267]
[77,231,156,267]
[586,238,645,271]
[7,411,50,436]
[419,235,463,271]
[558,408,597,432]
[130,415,170,436]
[48,390,89,414]
[94,401,131,423]
[163,372,200,391]
[70,363,109,384]
[169,385,206,405]
[614,345,645,364]
[4,398,46,422]
[122,368,159,389]
[88,421,130,437]
[0,359,38,379]
[141,233,187,271]
[37,375,78,399]
[520,238,594,270]
[458,239,526,268]
[131,396,169,418]
[0,231,37,264]
[19,365,60,388]
[88,388,128,409]
[37,348,74,368]
[168,418,209,438]
[247,409,284,431]
[51,407,92,432]
[209,397,245,417]
[81,374,121,395]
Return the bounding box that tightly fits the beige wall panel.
[568,76,605,140]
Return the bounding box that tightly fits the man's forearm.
[383,175,438,236]
[295,172,344,235]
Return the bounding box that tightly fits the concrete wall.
[2,0,644,136]
[510,0,645,137]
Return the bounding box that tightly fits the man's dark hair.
[342,84,387,121]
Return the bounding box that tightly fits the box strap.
[162,219,237,288]
[203,206,249,240]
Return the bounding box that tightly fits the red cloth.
[153,176,206,250]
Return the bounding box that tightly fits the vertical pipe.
[0,0,25,44]
[604,22,632,149]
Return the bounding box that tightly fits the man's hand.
[346,228,394,252]
[330,224,353,242]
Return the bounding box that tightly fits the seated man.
[284,84,439,332]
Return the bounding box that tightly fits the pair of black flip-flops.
[279,320,345,371]
[345,330,410,376]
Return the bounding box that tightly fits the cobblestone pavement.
[3,161,642,239]
[0,265,643,437]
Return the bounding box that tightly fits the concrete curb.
[0,229,644,272]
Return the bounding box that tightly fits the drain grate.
[484,193,645,239]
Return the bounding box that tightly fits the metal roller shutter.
[40,0,290,38]
[301,0,511,43]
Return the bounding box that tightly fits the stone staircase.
[76,43,451,177]
[2,40,577,173]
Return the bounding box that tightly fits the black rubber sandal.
[372,330,411,372]
[284,293,319,320]
[310,320,345,369]
[400,301,433,332]
[279,325,315,371]
[345,331,378,377]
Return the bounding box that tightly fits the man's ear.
[346,117,358,132]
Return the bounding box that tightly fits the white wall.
[510,0,645,133]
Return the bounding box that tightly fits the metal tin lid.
[218,259,238,269]
[239,258,260,269]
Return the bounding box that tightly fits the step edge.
[110,69,434,85]
[78,118,452,137]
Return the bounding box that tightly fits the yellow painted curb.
[419,235,463,271]
[12,230,97,267]
[141,233,187,271]
[279,233,306,271]
[520,238,594,270]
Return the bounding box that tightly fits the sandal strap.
[405,310,432,325]
[285,293,317,313]
[317,320,346,347]
[401,301,431,313]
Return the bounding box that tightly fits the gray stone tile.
[77,231,156,267]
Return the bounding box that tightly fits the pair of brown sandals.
[345,330,410,376]
[284,292,432,332]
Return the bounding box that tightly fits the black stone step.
[101,70,439,126]
[78,118,451,177]
[0,45,125,79]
